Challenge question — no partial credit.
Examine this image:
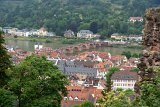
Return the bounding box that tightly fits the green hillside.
[0,0,159,37]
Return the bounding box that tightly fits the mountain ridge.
[0,0,159,36]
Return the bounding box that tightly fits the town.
[5,35,140,106]
[0,16,144,106]
[0,0,160,106]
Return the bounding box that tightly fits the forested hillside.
[0,0,159,37]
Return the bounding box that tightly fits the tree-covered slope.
[0,0,159,36]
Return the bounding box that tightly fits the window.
[74,97,79,101]
[69,96,73,100]
[64,97,68,100]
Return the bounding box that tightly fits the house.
[111,70,139,90]
[111,55,127,66]
[98,52,111,59]
[61,85,103,107]
[77,30,94,39]
[128,34,142,41]
[15,30,24,36]
[78,51,110,61]
[2,27,13,33]
[129,17,143,23]
[9,48,31,64]
[111,33,128,41]
[29,29,39,36]
[95,60,113,78]
[37,27,48,36]
[34,46,54,56]
[8,28,18,35]
[64,30,75,38]
[46,32,55,37]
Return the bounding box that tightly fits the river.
[5,39,142,55]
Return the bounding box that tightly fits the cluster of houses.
[129,17,143,23]
[64,30,100,39]
[111,33,142,41]
[6,42,140,107]
[1,27,100,39]
[6,45,31,64]
[31,44,140,106]
[2,27,55,37]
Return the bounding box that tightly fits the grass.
[5,36,88,44]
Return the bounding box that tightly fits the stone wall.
[135,8,160,93]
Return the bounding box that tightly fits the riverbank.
[4,36,88,44]
[5,36,142,55]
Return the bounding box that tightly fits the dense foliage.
[0,88,16,107]
[72,101,95,107]
[0,31,15,107]
[0,31,69,106]
[0,0,159,36]
[8,55,69,107]
[0,31,11,86]
[137,68,160,107]
[121,51,141,59]
[99,89,134,107]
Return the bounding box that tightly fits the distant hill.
[0,0,159,37]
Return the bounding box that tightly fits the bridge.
[55,41,109,54]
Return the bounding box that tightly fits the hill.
[0,0,159,37]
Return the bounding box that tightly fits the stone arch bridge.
[56,41,109,54]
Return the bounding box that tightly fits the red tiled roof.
[111,70,138,80]
[111,55,126,61]
[61,100,83,107]
[98,52,110,59]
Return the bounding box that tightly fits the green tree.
[0,88,17,107]
[99,89,134,107]
[72,101,95,107]
[90,21,98,33]
[0,31,16,107]
[132,53,139,58]
[105,67,119,92]
[137,68,160,107]
[0,31,11,87]
[81,101,95,107]
[130,68,139,73]
[8,55,69,107]
[121,51,132,59]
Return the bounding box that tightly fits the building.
[57,60,98,76]
[2,27,13,33]
[61,85,103,107]
[111,70,139,90]
[77,30,94,39]
[111,33,127,41]
[37,27,48,36]
[128,35,142,41]
[94,60,113,78]
[129,17,143,23]
[111,55,127,66]
[64,30,75,38]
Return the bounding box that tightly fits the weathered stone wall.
[135,8,160,93]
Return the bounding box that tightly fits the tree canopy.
[0,31,11,86]
[99,89,134,107]
[0,0,159,36]
[8,55,69,107]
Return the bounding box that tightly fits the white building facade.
[111,70,138,90]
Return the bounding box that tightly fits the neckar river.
[5,39,142,55]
